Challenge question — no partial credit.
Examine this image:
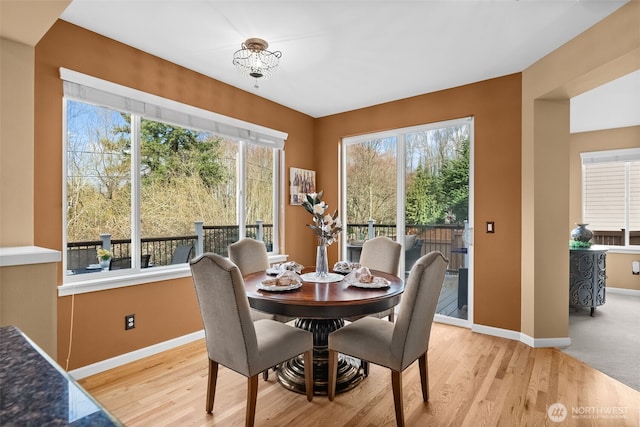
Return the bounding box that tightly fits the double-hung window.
[581,148,640,249]
[61,69,286,283]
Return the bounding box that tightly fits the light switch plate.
[486,221,495,233]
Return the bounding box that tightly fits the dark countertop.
[0,325,122,426]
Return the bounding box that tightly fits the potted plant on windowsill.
[97,247,112,270]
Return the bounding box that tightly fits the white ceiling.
[60,0,631,119]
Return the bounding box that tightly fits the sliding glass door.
[343,117,473,323]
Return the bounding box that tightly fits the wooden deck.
[436,273,468,320]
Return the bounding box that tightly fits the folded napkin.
[278,261,303,274]
[333,261,360,272]
[344,266,375,283]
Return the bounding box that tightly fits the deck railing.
[591,230,640,246]
[67,222,274,268]
[346,222,468,272]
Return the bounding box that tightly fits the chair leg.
[418,352,429,402]
[262,370,268,381]
[388,308,395,323]
[246,375,259,427]
[303,350,314,401]
[391,370,404,427]
[206,359,219,414]
[328,349,338,401]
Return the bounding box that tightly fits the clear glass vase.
[315,239,329,278]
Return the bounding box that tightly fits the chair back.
[359,236,402,276]
[109,256,131,270]
[141,254,151,268]
[67,247,97,270]
[109,254,151,270]
[229,238,269,275]
[190,253,258,377]
[171,245,193,264]
[391,251,448,370]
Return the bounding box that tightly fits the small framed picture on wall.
[290,167,316,205]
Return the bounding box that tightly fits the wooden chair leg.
[328,350,338,401]
[246,375,259,427]
[388,308,395,323]
[391,370,404,427]
[262,370,268,381]
[206,359,218,414]
[303,350,314,401]
[418,352,429,402]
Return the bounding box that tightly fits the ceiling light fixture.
[232,38,282,88]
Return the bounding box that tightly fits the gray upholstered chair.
[190,253,314,426]
[229,238,295,380]
[357,236,402,322]
[328,251,448,427]
[229,238,292,322]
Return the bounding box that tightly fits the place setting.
[342,266,390,289]
[265,261,303,276]
[258,270,303,292]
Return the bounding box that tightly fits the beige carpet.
[562,291,640,391]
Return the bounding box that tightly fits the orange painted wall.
[316,74,523,331]
[35,21,522,368]
[34,21,315,368]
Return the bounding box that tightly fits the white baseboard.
[69,329,204,380]
[520,333,571,348]
[471,323,571,348]
[471,323,521,342]
[607,287,640,297]
[434,313,470,328]
[72,303,602,380]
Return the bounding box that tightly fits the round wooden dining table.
[243,268,404,395]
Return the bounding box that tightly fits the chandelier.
[232,38,282,88]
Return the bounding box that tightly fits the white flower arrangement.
[301,191,342,246]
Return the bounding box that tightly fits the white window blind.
[581,148,640,246]
[60,68,287,149]
[583,162,626,230]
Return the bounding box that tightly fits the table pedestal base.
[277,318,365,395]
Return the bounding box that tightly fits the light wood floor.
[80,323,639,427]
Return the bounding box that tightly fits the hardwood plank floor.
[80,323,639,426]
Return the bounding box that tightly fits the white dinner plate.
[257,281,303,292]
[345,276,390,289]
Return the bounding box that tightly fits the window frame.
[59,70,287,294]
[581,148,640,252]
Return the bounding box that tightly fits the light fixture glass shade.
[233,38,281,81]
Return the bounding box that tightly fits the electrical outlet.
[125,314,135,330]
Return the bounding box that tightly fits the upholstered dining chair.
[190,253,314,426]
[328,251,448,427]
[229,238,296,380]
[229,238,293,324]
[356,236,402,321]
